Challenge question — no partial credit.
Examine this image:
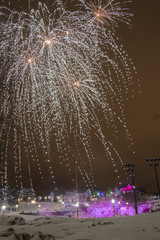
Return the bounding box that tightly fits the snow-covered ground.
[16,201,66,213]
[0,211,160,240]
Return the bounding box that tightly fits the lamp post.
[15,205,18,213]
[111,199,115,217]
[126,202,129,215]
[124,163,138,214]
[75,161,79,219]
[146,158,160,196]
[118,201,121,216]
[2,205,6,215]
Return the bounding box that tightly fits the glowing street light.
[2,205,6,215]
[15,205,18,213]
[66,31,69,39]
[75,202,79,207]
[118,201,121,216]
[111,199,115,204]
[75,161,79,219]
[84,202,89,207]
[126,202,129,215]
[111,199,115,217]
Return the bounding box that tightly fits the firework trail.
[0,0,139,191]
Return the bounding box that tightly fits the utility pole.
[124,163,138,214]
[75,161,79,219]
[146,158,160,196]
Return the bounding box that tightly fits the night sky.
[0,0,160,195]
[121,0,160,193]
[94,0,160,194]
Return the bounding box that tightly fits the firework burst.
[0,0,139,191]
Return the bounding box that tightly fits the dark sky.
[1,0,160,194]
[121,0,160,193]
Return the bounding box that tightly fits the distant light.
[75,202,79,207]
[38,205,41,208]
[31,200,36,204]
[126,202,129,205]
[118,201,120,205]
[16,205,18,208]
[2,205,6,210]
[111,199,115,204]
[84,202,89,207]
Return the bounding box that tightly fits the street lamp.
[118,201,121,216]
[111,199,115,217]
[126,202,129,215]
[2,205,6,215]
[146,158,160,196]
[15,205,18,213]
[75,161,79,219]
[124,163,138,214]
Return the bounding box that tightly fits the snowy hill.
[0,211,160,240]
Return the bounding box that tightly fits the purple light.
[86,200,151,218]
[32,199,151,218]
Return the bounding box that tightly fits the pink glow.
[122,185,133,192]
[86,200,151,218]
